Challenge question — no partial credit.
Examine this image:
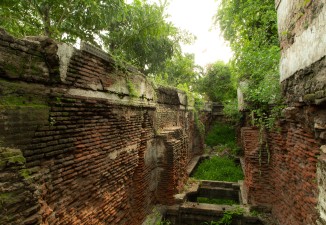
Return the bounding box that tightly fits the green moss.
[0,192,17,206]
[19,169,31,179]
[0,96,48,107]
[197,197,238,205]
[3,63,23,77]
[0,148,26,167]
[0,78,48,107]
[126,78,139,97]
[303,0,312,7]
[8,155,25,164]
[0,160,6,169]
[303,93,316,102]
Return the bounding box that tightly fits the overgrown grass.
[205,122,236,146]
[197,197,238,205]
[205,122,240,155]
[192,156,243,182]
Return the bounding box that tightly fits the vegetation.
[197,61,236,103]
[197,197,238,206]
[192,156,243,182]
[0,0,193,75]
[105,0,194,75]
[205,122,239,155]
[222,98,241,123]
[154,53,200,89]
[205,207,244,225]
[0,0,123,43]
[156,219,171,225]
[195,61,240,123]
[215,0,283,129]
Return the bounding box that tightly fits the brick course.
[0,30,204,225]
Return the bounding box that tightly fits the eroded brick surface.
[0,30,204,225]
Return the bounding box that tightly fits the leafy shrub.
[223,98,241,123]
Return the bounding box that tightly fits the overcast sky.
[162,0,233,67]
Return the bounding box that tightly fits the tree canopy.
[216,0,279,82]
[103,0,194,74]
[0,0,124,44]
[197,61,236,103]
[0,0,192,75]
[213,0,282,125]
[153,52,201,88]
[215,0,280,101]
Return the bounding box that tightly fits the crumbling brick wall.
[0,30,204,225]
[241,1,326,224]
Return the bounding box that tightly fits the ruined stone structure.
[0,29,204,225]
[241,1,326,224]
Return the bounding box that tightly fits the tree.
[215,0,280,101]
[215,0,279,81]
[102,0,193,75]
[0,0,192,75]
[215,0,282,127]
[198,61,236,103]
[153,52,201,88]
[0,0,124,45]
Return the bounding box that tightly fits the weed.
[204,207,244,225]
[205,123,239,155]
[192,156,243,182]
[126,78,139,97]
[197,197,238,205]
[194,110,205,136]
[156,219,171,225]
[250,210,261,217]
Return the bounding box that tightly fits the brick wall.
[0,30,204,225]
[241,127,272,208]
[240,1,326,224]
[268,124,320,225]
[241,112,322,225]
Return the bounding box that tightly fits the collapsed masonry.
[0,29,205,225]
[240,1,326,225]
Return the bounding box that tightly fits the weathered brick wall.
[268,123,320,225]
[241,111,322,225]
[241,1,326,224]
[241,127,272,208]
[0,30,204,225]
[277,0,326,224]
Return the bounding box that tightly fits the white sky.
[162,0,233,67]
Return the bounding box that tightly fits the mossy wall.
[0,30,205,225]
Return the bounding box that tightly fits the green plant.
[205,122,240,155]
[192,156,243,182]
[194,110,205,136]
[197,61,236,103]
[205,123,236,147]
[126,78,139,98]
[197,197,238,205]
[250,210,261,217]
[19,169,31,179]
[218,207,244,225]
[223,98,242,123]
[204,207,244,225]
[156,219,171,225]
